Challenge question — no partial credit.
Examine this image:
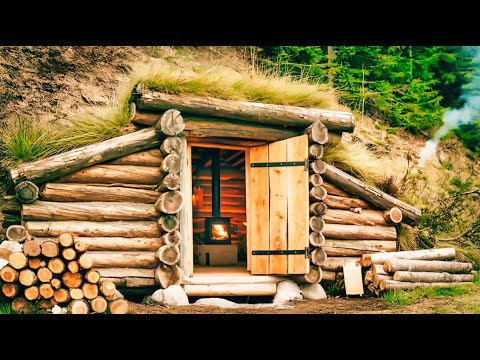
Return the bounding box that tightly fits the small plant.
[325,281,344,296]
[382,290,414,306]
[443,162,453,170]
[0,302,14,314]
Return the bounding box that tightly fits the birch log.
[322,223,397,240]
[360,248,456,267]
[380,279,472,291]
[89,251,159,268]
[56,165,162,185]
[384,259,473,274]
[106,149,164,167]
[393,271,474,283]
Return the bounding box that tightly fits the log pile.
[361,248,475,295]
[1,229,129,314]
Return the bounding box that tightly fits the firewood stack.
[0,229,129,314]
[361,248,475,295]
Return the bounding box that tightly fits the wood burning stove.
[203,148,234,245]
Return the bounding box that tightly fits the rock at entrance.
[195,297,239,308]
[273,280,303,304]
[301,284,327,300]
[162,285,189,306]
[151,289,164,304]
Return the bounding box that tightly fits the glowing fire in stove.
[212,224,229,240]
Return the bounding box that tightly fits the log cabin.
[1,84,421,297]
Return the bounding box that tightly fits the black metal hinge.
[252,248,310,258]
[251,160,309,170]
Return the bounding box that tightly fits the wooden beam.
[179,139,194,277]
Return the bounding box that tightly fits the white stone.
[162,285,189,306]
[51,305,62,314]
[151,289,164,304]
[273,280,303,304]
[195,297,239,308]
[301,284,327,300]
[0,240,23,253]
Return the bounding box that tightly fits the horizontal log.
[322,181,350,197]
[89,251,159,268]
[323,164,421,224]
[322,224,397,240]
[323,194,370,210]
[131,106,160,126]
[101,277,156,287]
[55,165,162,185]
[373,275,393,288]
[323,209,395,226]
[7,127,162,187]
[319,257,360,272]
[183,283,277,296]
[323,240,397,253]
[106,149,164,167]
[371,264,387,276]
[97,268,155,278]
[40,183,159,203]
[39,237,162,251]
[137,90,356,132]
[22,201,160,221]
[393,271,474,283]
[360,248,456,267]
[380,279,472,291]
[25,221,161,237]
[320,270,338,282]
[384,259,473,274]
[187,136,266,148]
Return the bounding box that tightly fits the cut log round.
[156,244,180,265]
[37,267,53,283]
[15,181,39,204]
[23,201,160,222]
[160,230,182,246]
[40,183,160,204]
[74,241,88,254]
[108,299,130,314]
[48,258,66,274]
[78,254,93,270]
[309,173,324,187]
[360,248,456,268]
[154,264,183,288]
[309,202,328,216]
[85,269,101,284]
[323,195,370,210]
[9,252,28,270]
[24,286,40,301]
[39,283,55,299]
[67,261,80,274]
[107,149,164,167]
[371,264,387,276]
[7,127,162,187]
[69,288,84,300]
[308,144,324,159]
[160,153,182,177]
[310,159,327,174]
[28,257,42,270]
[89,251,158,268]
[154,190,185,214]
[384,259,473,274]
[156,109,185,136]
[137,91,355,132]
[309,232,326,247]
[157,215,180,233]
[0,266,19,282]
[160,136,183,156]
[51,278,62,290]
[58,233,75,247]
[309,186,327,202]
[41,240,60,258]
[292,265,322,284]
[99,280,117,297]
[6,225,28,242]
[12,297,31,313]
[53,288,71,303]
[309,216,325,232]
[310,247,327,265]
[23,240,42,257]
[90,296,108,313]
[305,120,329,144]
[383,208,403,224]
[393,271,474,283]
[158,173,181,192]
[2,283,19,298]
[380,279,472,291]
[322,164,422,225]
[62,272,83,288]
[62,248,77,261]
[69,299,90,314]
[322,223,397,240]
[82,283,99,300]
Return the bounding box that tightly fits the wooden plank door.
[249,135,309,275]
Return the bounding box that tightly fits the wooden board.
[184,283,277,296]
[179,140,194,277]
[343,262,364,296]
[268,140,288,274]
[287,135,309,274]
[245,149,251,271]
[249,145,270,274]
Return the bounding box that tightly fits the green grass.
[0,302,13,314]
[383,284,473,306]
